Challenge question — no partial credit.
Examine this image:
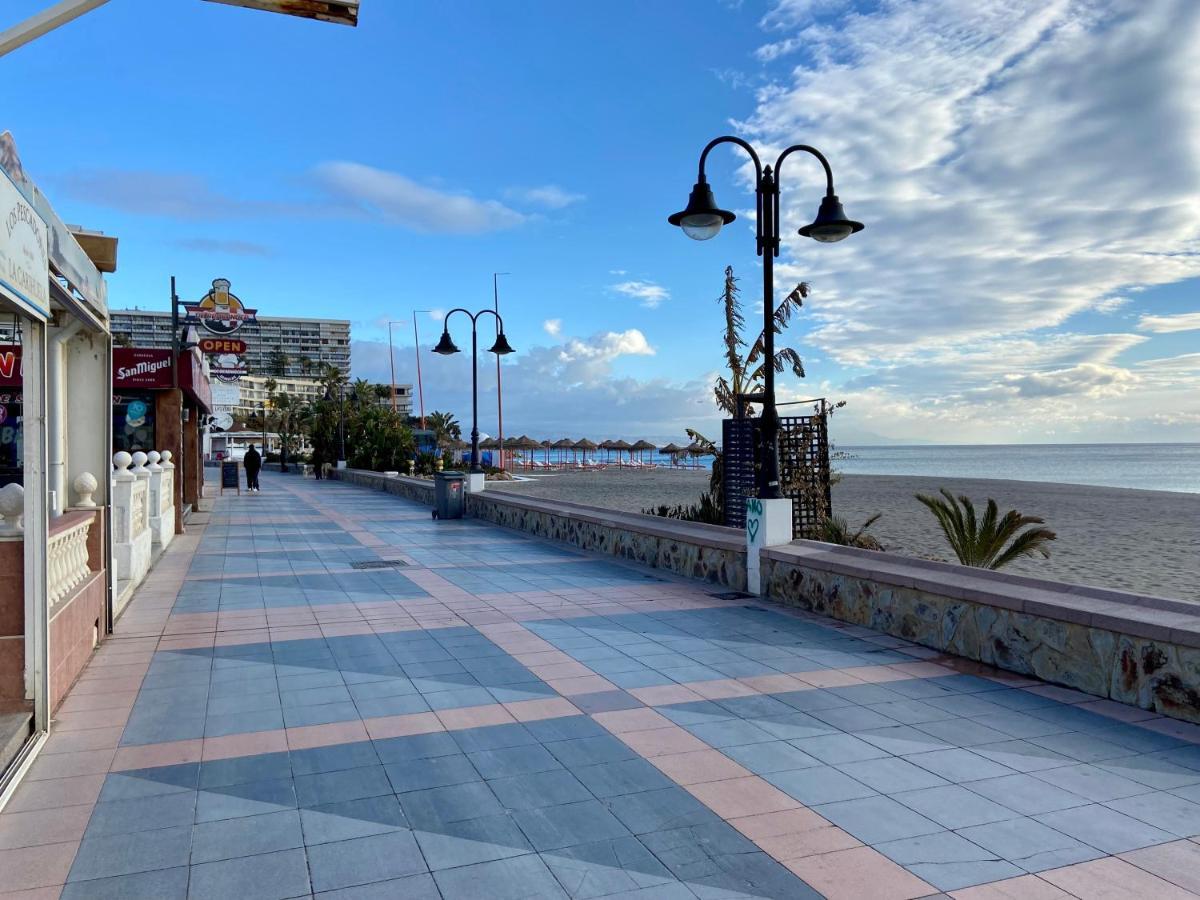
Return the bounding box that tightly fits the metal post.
[470,319,481,474]
[338,384,346,465]
[493,273,507,470]
[412,311,426,429]
[759,167,782,500]
[387,321,397,414]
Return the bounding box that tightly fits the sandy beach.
[492,469,1200,602]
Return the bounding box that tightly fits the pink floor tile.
[617,727,711,758]
[203,729,289,760]
[651,750,752,785]
[686,776,800,818]
[591,708,672,734]
[1040,856,1198,899]
[0,841,79,892]
[436,704,516,731]
[0,804,93,850]
[2,776,105,815]
[504,698,580,722]
[949,875,1073,899]
[286,719,370,749]
[1119,840,1200,893]
[362,712,443,740]
[627,684,703,706]
[784,846,935,900]
[110,739,203,772]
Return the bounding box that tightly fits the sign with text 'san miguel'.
[184,278,257,336]
[113,348,173,388]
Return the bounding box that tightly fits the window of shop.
[113,392,156,452]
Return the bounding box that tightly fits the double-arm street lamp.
[432,309,514,474]
[669,136,863,500]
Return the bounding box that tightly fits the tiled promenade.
[3,473,1200,898]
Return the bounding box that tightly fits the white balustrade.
[112,451,153,586]
[48,515,92,608]
[147,448,176,548]
[0,483,22,535]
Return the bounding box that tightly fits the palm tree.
[713,265,808,416]
[915,489,1057,570]
[426,411,461,453]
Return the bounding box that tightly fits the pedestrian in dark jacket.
[244,444,262,492]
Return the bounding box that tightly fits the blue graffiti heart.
[747,518,760,543]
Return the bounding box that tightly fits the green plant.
[818,514,884,551]
[915,488,1057,570]
[426,411,461,453]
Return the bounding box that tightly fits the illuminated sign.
[183,278,257,336]
[198,337,247,355]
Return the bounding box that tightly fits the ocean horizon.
[836,442,1200,495]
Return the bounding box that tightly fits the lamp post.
[431,308,515,475]
[669,136,863,499]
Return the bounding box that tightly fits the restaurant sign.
[184,278,257,336]
[0,167,49,320]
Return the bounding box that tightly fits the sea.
[836,443,1200,495]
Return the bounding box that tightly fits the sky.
[4,0,1199,444]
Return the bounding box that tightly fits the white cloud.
[312,162,525,234]
[1137,312,1200,333]
[543,319,562,336]
[613,280,670,309]
[1094,296,1130,314]
[504,185,584,209]
[738,0,1200,440]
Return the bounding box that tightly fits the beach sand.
[492,469,1200,602]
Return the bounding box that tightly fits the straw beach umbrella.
[540,439,552,467]
[631,439,656,465]
[659,442,683,467]
[553,438,574,466]
[684,441,708,469]
[518,436,539,469]
[611,439,633,466]
[598,439,614,464]
[576,438,599,466]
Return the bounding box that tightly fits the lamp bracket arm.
[697,135,763,183]
[474,308,504,330]
[774,144,836,196]
[443,308,475,330]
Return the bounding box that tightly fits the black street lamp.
[323,382,346,468]
[432,308,515,474]
[669,136,863,499]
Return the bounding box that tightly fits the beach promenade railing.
[329,467,1199,725]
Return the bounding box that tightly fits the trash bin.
[433,471,465,520]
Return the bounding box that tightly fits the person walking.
[244,444,262,492]
[312,449,324,480]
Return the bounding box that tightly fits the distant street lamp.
[431,309,514,474]
[669,136,863,499]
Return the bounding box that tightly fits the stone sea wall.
[471,490,747,592]
[763,543,1200,723]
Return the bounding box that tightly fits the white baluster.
[73,471,98,508]
[146,451,162,473]
[130,451,149,477]
[160,450,174,469]
[113,451,134,483]
[0,483,24,535]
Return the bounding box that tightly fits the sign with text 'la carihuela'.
[184,278,257,336]
[0,167,49,320]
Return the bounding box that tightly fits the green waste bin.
[433,471,466,519]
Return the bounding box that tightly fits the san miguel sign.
[184,278,257,336]
[113,348,173,388]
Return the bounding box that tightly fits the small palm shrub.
[818,513,884,551]
[915,488,1056,570]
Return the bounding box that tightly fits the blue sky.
[5,0,1199,443]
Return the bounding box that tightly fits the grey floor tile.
[373,731,461,764]
[571,758,673,798]
[399,780,504,830]
[1098,754,1200,791]
[415,813,533,870]
[723,740,821,774]
[525,716,608,743]
[1028,731,1133,763]
[188,847,311,900]
[604,787,713,835]
[289,741,380,777]
[867,699,958,726]
[451,722,538,754]
[199,753,292,789]
[515,799,631,851]
[764,765,877,806]
[904,748,1015,783]
[915,717,1011,747]
[1032,763,1157,802]
[300,793,409,845]
[546,735,638,768]
[856,725,952,756]
[814,794,943,844]
[791,732,890,764]
[684,718,776,748]
[433,853,567,900]
[86,791,197,836]
[972,738,1073,773]
[307,830,428,893]
[469,744,563,779]
[875,831,1022,891]
[384,753,479,793]
[810,705,899,733]
[61,867,189,900]
[490,769,595,811]
[313,872,440,899]
[836,756,950,794]
[195,777,298,822]
[754,711,838,741]
[191,809,303,863]
[957,817,1102,873]
[964,773,1088,816]
[68,825,193,882]
[282,701,359,728]
[1104,791,1200,838]
[541,835,676,898]
[893,784,1019,829]
[1035,803,1175,853]
[295,765,393,807]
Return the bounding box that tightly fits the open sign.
[199,338,247,354]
